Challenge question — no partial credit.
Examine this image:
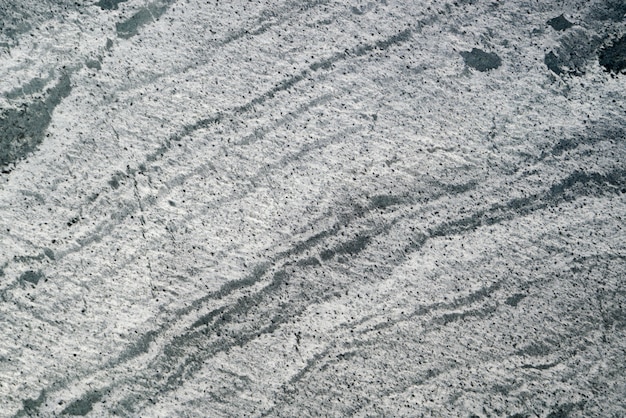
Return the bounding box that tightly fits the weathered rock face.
[1,1,625,417]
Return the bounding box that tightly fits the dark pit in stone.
[460,48,502,72]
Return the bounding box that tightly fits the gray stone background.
[1,0,625,416]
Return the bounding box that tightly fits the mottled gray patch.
[0,15,32,40]
[460,48,501,71]
[4,76,48,100]
[547,402,585,418]
[516,342,551,357]
[441,180,478,194]
[370,194,403,209]
[116,8,153,39]
[14,253,45,263]
[372,28,412,52]
[105,38,114,50]
[505,293,526,307]
[43,248,55,260]
[521,362,558,370]
[85,59,101,70]
[114,271,292,403]
[547,125,625,157]
[545,51,564,75]
[548,170,625,199]
[295,257,321,267]
[115,330,159,362]
[108,172,126,189]
[191,307,227,329]
[351,6,365,15]
[18,390,46,417]
[599,288,626,330]
[433,305,497,326]
[422,169,626,248]
[599,35,626,73]
[20,270,43,285]
[591,0,626,21]
[61,391,102,416]
[0,74,72,170]
[143,28,412,162]
[545,30,602,76]
[116,0,175,39]
[547,14,573,31]
[320,234,370,260]
[96,0,128,10]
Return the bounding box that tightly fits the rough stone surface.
[1,1,625,417]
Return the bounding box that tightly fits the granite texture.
[1,0,625,417]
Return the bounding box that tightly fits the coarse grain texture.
[1,0,625,417]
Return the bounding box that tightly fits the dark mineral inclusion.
[460,48,502,72]
[599,35,626,73]
[547,14,573,31]
[0,74,72,170]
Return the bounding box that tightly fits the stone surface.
[1,1,625,417]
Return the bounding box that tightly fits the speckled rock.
[1,1,625,417]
